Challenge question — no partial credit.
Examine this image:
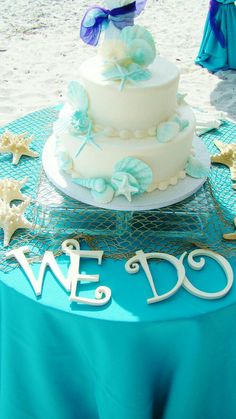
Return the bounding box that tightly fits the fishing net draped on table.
[0,106,235,272]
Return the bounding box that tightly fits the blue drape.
[196,0,236,71]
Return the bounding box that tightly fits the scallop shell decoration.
[67,81,88,113]
[120,25,156,67]
[113,157,153,193]
[156,122,180,143]
[73,177,115,204]
[56,148,74,173]
[170,115,189,131]
[185,156,209,179]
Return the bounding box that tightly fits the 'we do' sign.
[7,239,234,307]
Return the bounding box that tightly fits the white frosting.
[54,56,197,199]
[56,105,195,191]
[79,56,180,132]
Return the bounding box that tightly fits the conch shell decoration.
[0,178,34,247]
[0,130,39,165]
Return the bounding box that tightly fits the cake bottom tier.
[55,105,195,193]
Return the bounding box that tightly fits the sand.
[0,0,236,127]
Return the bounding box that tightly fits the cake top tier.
[80,56,179,89]
[80,1,158,88]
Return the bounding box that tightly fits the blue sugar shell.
[170,115,189,131]
[156,121,180,143]
[71,111,90,135]
[114,157,153,192]
[73,177,115,204]
[67,81,88,113]
[120,25,156,66]
[128,39,156,66]
[91,185,114,204]
[57,149,73,172]
[185,156,209,178]
[121,25,156,50]
[73,177,107,192]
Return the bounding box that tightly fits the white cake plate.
[42,135,210,211]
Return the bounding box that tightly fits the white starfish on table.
[0,198,34,247]
[0,177,28,204]
[211,140,236,182]
[223,217,236,241]
[0,130,39,164]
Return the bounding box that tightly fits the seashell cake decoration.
[67,81,91,136]
[119,25,156,67]
[185,156,209,179]
[73,177,115,204]
[0,178,34,247]
[156,115,189,144]
[101,25,156,88]
[0,131,39,165]
[72,157,153,204]
[112,156,153,198]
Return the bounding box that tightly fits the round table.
[0,252,236,419]
[0,108,236,419]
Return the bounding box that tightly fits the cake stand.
[42,136,211,211]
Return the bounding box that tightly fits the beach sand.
[0,0,236,127]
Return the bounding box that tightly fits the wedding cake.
[53,0,207,205]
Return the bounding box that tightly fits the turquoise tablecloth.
[0,252,236,419]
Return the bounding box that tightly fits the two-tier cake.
[52,0,207,205]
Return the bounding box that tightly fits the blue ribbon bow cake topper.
[80,0,148,46]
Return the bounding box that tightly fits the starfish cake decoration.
[112,173,139,202]
[0,177,28,204]
[223,217,236,241]
[103,63,151,91]
[211,140,236,182]
[0,198,34,247]
[0,130,39,164]
[75,122,102,157]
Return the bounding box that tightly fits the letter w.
[6,246,76,296]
